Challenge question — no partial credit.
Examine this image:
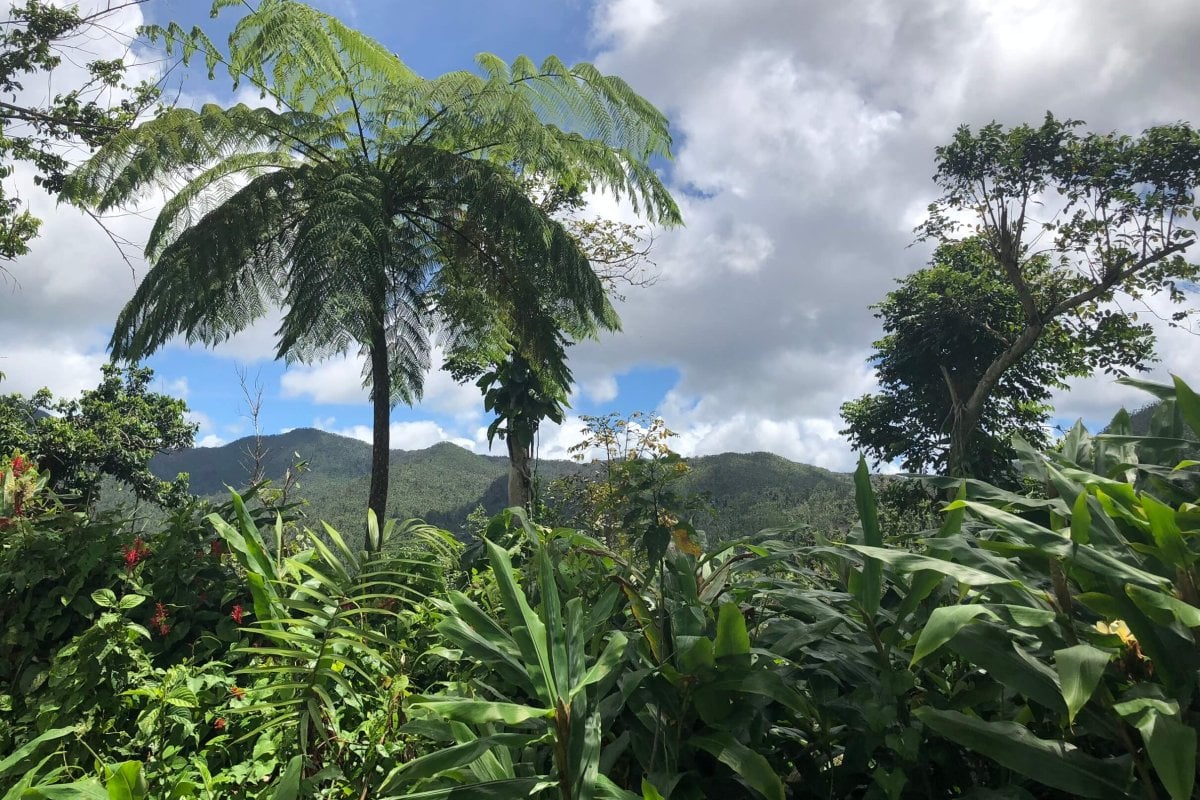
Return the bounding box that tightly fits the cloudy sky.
[2,0,1199,469]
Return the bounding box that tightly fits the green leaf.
[411,699,553,725]
[380,778,557,800]
[22,780,109,799]
[381,734,541,792]
[1069,490,1091,544]
[845,545,1016,586]
[1054,645,1112,724]
[1126,584,1200,627]
[572,631,628,699]
[853,456,883,616]
[90,589,116,608]
[105,762,147,800]
[911,605,998,665]
[271,756,302,800]
[0,727,77,777]
[1135,710,1196,800]
[714,602,750,660]
[641,778,667,800]
[915,708,1131,798]
[1172,374,1200,439]
[117,594,145,610]
[691,731,784,800]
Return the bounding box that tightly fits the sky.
[2,0,1200,469]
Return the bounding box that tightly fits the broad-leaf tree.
[0,0,160,263]
[67,0,680,538]
[904,113,1200,478]
[841,238,1153,483]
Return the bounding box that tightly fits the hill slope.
[150,428,853,540]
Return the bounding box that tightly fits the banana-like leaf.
[845,545,1016,587]
[1135,709,1196,800]
[691,731,784,800]
[911,605,998,665]
[1054,645,1112,724]
[915,708,1131,798]
[411,699,553,725]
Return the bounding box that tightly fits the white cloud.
[326,420,476,452]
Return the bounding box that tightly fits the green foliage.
[66,0,680,529]
[885,114,1200,478]
[0,0,160,262]
[0,364,195,508]
[841,237,1152,483]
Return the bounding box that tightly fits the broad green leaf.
[271,756,302,800]
[380,734,540,792]
[379,778,556,800]
[948,625,1065,713]
[691,731,784,800]
[1136,710,1196,800]
[641,778,667,800]
[714,602,750,660]
[853,456,883,616]
[1141,495,1190,567]
[911,605,998,665]
[105,762,147,800]
[411,699,553,725]
[1054,645,1112,724]
[483,539,554,704]
[573,632,629,699]
[1112,697,1178,719]
[1126,584,1200,627]
[0,727,77,776]
[1172,374,1200,438]
[117,594,145,610]
[22,780,109,799]
[915,708,1131,798]
[845,545,1016,586]
[1069,490,1091,544]
[90,589,116,608]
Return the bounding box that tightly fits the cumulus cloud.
[321,419,476,452]
[574,0,1200,469]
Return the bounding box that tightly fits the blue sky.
[3,0,1200,467]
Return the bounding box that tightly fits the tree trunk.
[506,435,533,514]
[947,321,1044,479]
[366,328,391,550]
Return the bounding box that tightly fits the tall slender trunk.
[506,435,533,514]
[367,327,390,551]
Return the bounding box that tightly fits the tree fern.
[67,0,681,533]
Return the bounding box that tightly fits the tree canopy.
[901,113,1200,477]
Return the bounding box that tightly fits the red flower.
[230,604,244,625]
[230,684,245,700]
[213,717,227,731]
[151,602,170,636]
[10,455,26,476]
[122,538,151,572]
[210,540,223,556]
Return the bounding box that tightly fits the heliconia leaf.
[911,605,998,666]
[845,545,1016,587]
[1135,710,1197,800]
[0,727,77,776]
[691,731,784,800]
[378,777,556,800]
[853,456,883,616]
[1054,645,1112,724]
[270,756,302,800]
[1125,584,1200,628]
[714,602,750,660]
[1172,374,1200,439]
[1069,490,1091,544]
[915,708,1131,798]
[410,699,553,726]
[380,734,541,792]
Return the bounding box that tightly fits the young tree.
[840,238,1153,482]
[67,1,680,540]
[898,114,1200,478]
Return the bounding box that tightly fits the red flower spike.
[213,717,226,731]
[230,604,244,625]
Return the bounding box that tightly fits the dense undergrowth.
[1,377,1199,799]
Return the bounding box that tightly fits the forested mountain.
[149,428,854,540]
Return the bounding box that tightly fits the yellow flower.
[1095,619,1137,647]
[671,527,702,557]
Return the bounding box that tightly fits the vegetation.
[0,0,160,263]
[0,364,194,509]
[2,375,1199,799]
[64,0,679,535]
[903,114,1200,478]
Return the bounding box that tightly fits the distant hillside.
[150,428,854,541]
